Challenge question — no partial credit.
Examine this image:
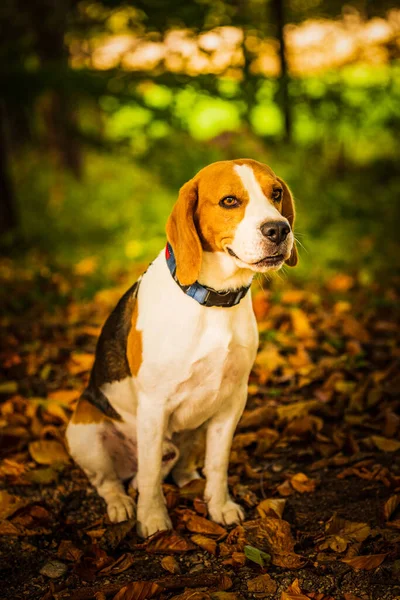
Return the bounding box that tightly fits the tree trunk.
[0,100,17,234]
[272,0,292,141]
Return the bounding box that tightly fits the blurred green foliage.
[0,0,399,302]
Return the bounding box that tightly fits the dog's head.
[166,159,298,286]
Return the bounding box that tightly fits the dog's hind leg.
[172,426,206,487]
[66,404,135,524]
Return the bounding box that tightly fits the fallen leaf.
[100,553,135,575]
[179,479,206,499]
[341,554,386,570]
[244,518,304,568]
[146,530,196,554]
[290,473,317,493]
[281,578,310,600]
[67,353,94,375]
[169,592,210,600]
[277,401,319,422]
[182,513,227,537]
[244,544,271,567]
[29,440,69,465]
[161,555,181,574]
[112,581,163,600]
[247,573,277,595]
[0,490,29,520]
[291,308,314,338]
[48,390,80,404]
[40,560,68,579]
[57,540,83,562]
[191,533,217,555]
[383,494,400,520]
[256,498,286,519]
[319,516,371,553]
[370,436,400,452]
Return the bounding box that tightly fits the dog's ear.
[277,177,298,267]
[166,176,202,286]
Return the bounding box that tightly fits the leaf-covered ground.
[0,267,399,600]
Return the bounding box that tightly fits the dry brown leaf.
[277,400,319,422]
[29,440,70,465]
[319,516,370,553]
[290,473,317,493]
[112,581,163,600]
[383,494,400,520]
[341,554,386,570]
[247,573,277,595]
[57,540,83,562]
[179,479,206,499]
[0,520,20,535]
[145,530,196,554]
[238,405,276,430]
[210,593,242,600]
[244,517,304,569]
[370,435,400,452]
[161,555,181,574]
[277,480,294,497]
[169,592,211,600]
[0,490,29,520]
[100,553,135,575]
[182,513,227,537]
[256,498,286,519]
[281,578,311,600]
[191,533,217,555]
[48,390,79,405]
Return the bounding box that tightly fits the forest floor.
[0,264,399,600]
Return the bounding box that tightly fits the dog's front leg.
[204,386,247,525]
[136,397,172,538]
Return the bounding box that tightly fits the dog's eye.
[272,188,283,202]
[219,196,240,209]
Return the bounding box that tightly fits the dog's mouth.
[227,247,285,268]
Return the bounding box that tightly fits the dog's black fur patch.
[83,281,139,419]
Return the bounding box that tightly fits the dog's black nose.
[260,220,290,244]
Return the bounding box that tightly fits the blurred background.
[0,0,399,307]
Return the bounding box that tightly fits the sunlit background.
[1,0,399,306]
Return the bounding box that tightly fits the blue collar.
[165,243,251,308]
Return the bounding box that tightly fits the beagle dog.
[66,158,298,538]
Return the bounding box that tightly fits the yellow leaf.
[371,436,400,452]
[29,440,70,465]
[291,308,314,338]
[341,554,386,570]
[257,498,286,519]
[0,490,28,520]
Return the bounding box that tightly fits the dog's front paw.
[106,493,136,524]
[208,499,245,526]
[137,503,172,538]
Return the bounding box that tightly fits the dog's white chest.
[165,336,253,433]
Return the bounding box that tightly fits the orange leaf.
[341,554,386,570]
[183,513,227,537]
[161,555,181,574]
[281,578,311,600]
[383,494,400,520]
[191,534,217,555]
[145,530,196,554]
[112,581,163,600]
[290,473,317,494]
